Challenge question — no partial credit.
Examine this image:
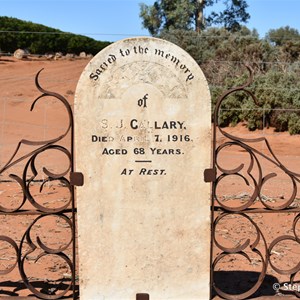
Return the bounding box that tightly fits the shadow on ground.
[0,279,79,299]
[213,271,279,298]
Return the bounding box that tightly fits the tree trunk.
[195,0,205,32]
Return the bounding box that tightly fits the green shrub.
[288,113,300,135]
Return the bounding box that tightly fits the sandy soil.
[0,56,86,297]
[1,56,300,298]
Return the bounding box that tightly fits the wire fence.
[2,50,300,67]
[2,29,300,41]
[1,81,300,172]
[2,27,300,172]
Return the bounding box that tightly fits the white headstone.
[75,37,211,300]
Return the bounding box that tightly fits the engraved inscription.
[75,37,211,300]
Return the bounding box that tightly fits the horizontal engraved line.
[135,160,152,163]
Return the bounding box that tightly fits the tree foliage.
[0,16,110,55]
[2,15,300,135]
[139,0,250,35]
[266,26,300,46]
[206,0,250,31]
[266,26,300,63]
[160,26,300,134]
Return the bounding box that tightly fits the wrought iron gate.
[0,70,80,299]
[1,68,300,299]
[210,67,300,299]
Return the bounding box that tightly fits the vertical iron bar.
[71,107,77,299]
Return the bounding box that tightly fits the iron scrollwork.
[0,69,77,299]
[211,66,300,299]
[2,66,300,299]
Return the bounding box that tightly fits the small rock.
[54,52,63,60]
[45,53,54,60]
[66,53,75,59]
[79,51,86,58]
[14,49,27,59]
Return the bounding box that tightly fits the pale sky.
[0,0,299,42]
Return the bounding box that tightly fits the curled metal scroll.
[213,213,268,300]
[0,69,73,213]
[18,214,73,299]
[0,236,19,275]
[0,69,73,175]
[211,66,300,299]
[0,69,77,299]
[213,66,300,211]
[268,213,300,296]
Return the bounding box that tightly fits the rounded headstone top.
[76,36,210,103]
